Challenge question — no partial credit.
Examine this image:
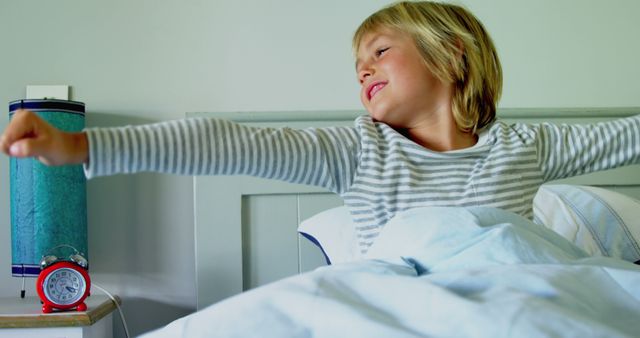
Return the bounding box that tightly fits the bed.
[151,108,640,337]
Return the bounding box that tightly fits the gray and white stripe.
[84,118,360,194]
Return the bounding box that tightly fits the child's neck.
[401,118,478,152]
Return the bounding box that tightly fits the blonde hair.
[353,1,502,132]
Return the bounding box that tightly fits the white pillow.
[299,185,640,265]
[297,206,359,264]
[533,184,640,263]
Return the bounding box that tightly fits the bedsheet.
[141,207,640,338]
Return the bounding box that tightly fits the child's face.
[356,28,452,128]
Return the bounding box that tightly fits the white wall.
[1,0,639,336]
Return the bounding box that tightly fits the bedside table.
[0,294,120,338]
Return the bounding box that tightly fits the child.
[2,1,639,256]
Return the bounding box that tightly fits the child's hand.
[0,110,88,166]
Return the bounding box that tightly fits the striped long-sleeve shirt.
[83,114,640,254]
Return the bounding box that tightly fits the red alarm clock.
[36,245,91,313]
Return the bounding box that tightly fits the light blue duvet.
[142,207,640,338]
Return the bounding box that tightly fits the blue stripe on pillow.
[546,185,640,263]
[299,232,332,265]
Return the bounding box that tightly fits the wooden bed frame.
[189,108,640,310]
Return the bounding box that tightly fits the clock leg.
[42,304,53,313]
[77,302,87,312]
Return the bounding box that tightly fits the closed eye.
[376,47,389,57]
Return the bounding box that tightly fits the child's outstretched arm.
[1,110,362,194]
[0,110,88,166]
[534,114,640,181]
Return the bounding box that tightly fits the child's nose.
[358,68,373,85]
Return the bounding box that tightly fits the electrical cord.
[92,283,131,338]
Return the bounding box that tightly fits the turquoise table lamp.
[8,99,88,297]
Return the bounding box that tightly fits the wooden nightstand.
[0,295,120,338]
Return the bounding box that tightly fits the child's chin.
[368,110,390,124]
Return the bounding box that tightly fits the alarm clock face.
[42,267,87,305]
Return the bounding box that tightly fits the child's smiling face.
[355,28,452,129]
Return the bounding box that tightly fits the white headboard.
[189,108,640,310]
